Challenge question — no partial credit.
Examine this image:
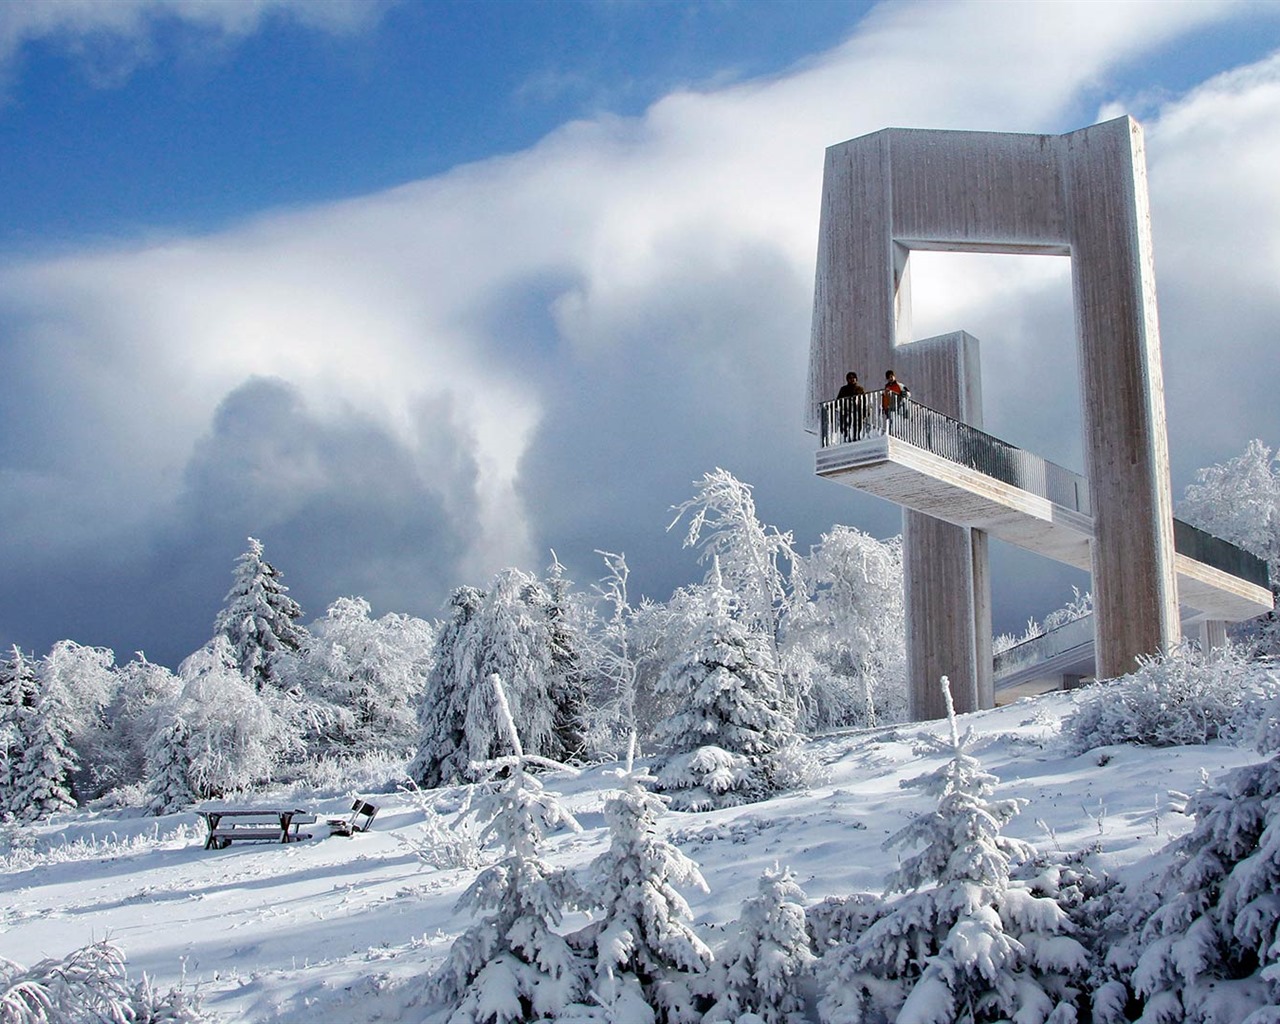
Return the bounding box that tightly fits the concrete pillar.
[897,332,992,718]
[1061,119,1180,677]
[1198,619,1228,651]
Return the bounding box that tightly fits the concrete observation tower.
[806,117,1273,720]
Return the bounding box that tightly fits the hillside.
[0,688,1267,1022]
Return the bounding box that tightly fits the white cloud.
[2,0,1278,657]
[0,0,382,88]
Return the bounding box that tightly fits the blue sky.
[3,0,1280,666]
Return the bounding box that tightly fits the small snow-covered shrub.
[0,939,210,1023]
[1066,644,1276,754]
[396,778,482,871]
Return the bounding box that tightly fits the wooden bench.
[327,799,378,837]
[199,809,316,849]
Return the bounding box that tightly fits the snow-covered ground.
[0,690,1262,1022]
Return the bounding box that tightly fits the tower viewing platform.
[816,390,1272,626]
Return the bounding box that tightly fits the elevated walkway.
[816,391,1273,624]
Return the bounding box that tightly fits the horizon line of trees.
[3,436,1278,825]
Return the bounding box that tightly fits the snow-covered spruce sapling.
[565,736,714,1024]
[703,864,815,1024]
[145,712,197,816]
[817,676,1088,1024]
[428,673,587,1024]
[1128,733,1280,1024]
[653,558,803,811]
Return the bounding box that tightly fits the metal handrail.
[817,391,1272,591]
[819,390,1090,514]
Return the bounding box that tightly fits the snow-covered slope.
[0,691,1262,1022]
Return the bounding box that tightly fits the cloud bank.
[3,0,1279,662]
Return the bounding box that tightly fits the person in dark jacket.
[836,371,865,441]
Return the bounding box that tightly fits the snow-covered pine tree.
[566,744,713,1024]
[429,674,587,1023]
[10,682,79,821]
[145,712,196,815]
[214,537,308,690]
[668,468,803,719]
[653,561,802,811]
[1129,741,1280,1024]
[703,865,815,1024]
[0,645,40,813]
[817,678,1088,1024]
[410,585,485,789]
[411,568,586,789]
[543,554,590,764]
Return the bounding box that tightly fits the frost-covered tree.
[1178,440,1280,653]
[10,686,78,822]
[817,678,1088,1024]
[429,674,587,1023]
[145,713,196,815]
[566,748,713,1023]
[668,469,803,718]
[1128,741,1280,1024]
[97,653,181,794]
[410,586,486,789]
[2,645,78,821]
[411,569,588,789]
[589,550,641,753]
[37,641,118,798]
[788,525,906,731]
[158,636,298,797]
[704,865,815,1024]
[304,596,435,753]
[0,645,40,812]
[214,536,308,690]
[653,562,802,811]
[544,554,591,764]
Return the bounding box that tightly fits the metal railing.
[1172,518,1270,590]
[818,391,1272,592]
[819,390,1090,515]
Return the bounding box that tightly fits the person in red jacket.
[882,369,910,432]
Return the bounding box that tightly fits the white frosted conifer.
[11,689,78,821]
[429,674,587,1023]
[1130,746,1280,1023]
[214,536,307,690]
[704,865,815,1024]
[412,569,587,789]
[654,563,801,811]
[818,678,1087,1024]
[145,713,196,815]
[410,586,486,789]
[0,645,40,812]
[567,747,713,1023]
